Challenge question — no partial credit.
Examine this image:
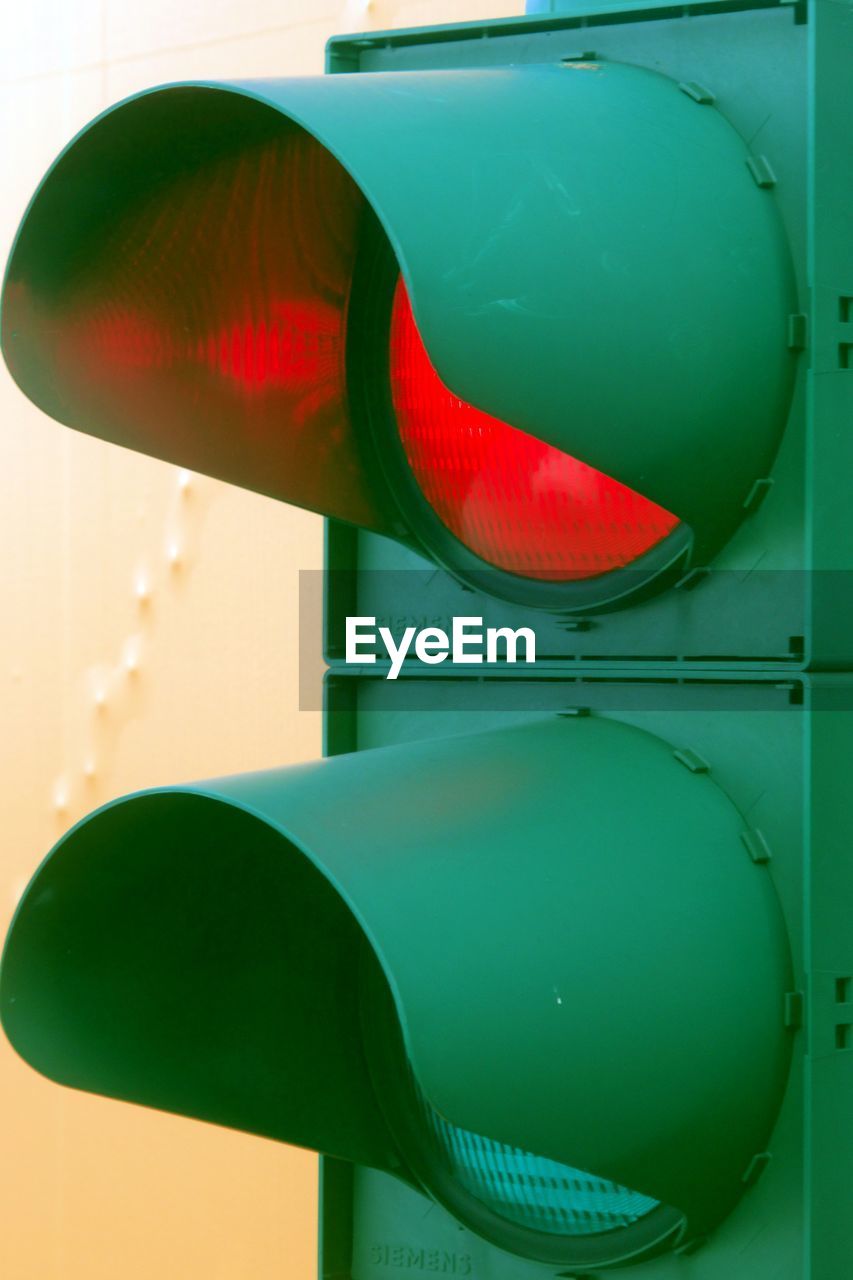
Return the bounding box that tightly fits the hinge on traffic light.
[746,155,778,189]
[673,747,710,774]
[788,312,808,351]
[678,81,716,106]
[784,991,805,1031]
[742,1152,772,1188]
[743,477,774,516]
[741,828,773,864]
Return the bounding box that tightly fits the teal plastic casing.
[1,1,853,1279]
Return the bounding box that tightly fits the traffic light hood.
[1,716,792,1254]
[1,63,796,575]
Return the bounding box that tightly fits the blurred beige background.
[0,3,520,1277]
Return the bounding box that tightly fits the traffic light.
[2,9,803,628]
[2,1,852,1278]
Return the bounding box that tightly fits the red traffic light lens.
[389,279,679,582]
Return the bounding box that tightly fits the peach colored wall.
[0,3,521,1277]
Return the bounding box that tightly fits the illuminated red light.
[389,279,679,582]
[78,299,342,405]
[17,126,382,529]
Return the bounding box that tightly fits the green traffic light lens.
[415,1080,659,1238]
[360,943,684,1267]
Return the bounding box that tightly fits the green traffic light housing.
[3,2,853,1277]
[1,58,797,611]
[0,716,792,1269]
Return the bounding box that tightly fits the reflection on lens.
[415,1074,659,1237]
